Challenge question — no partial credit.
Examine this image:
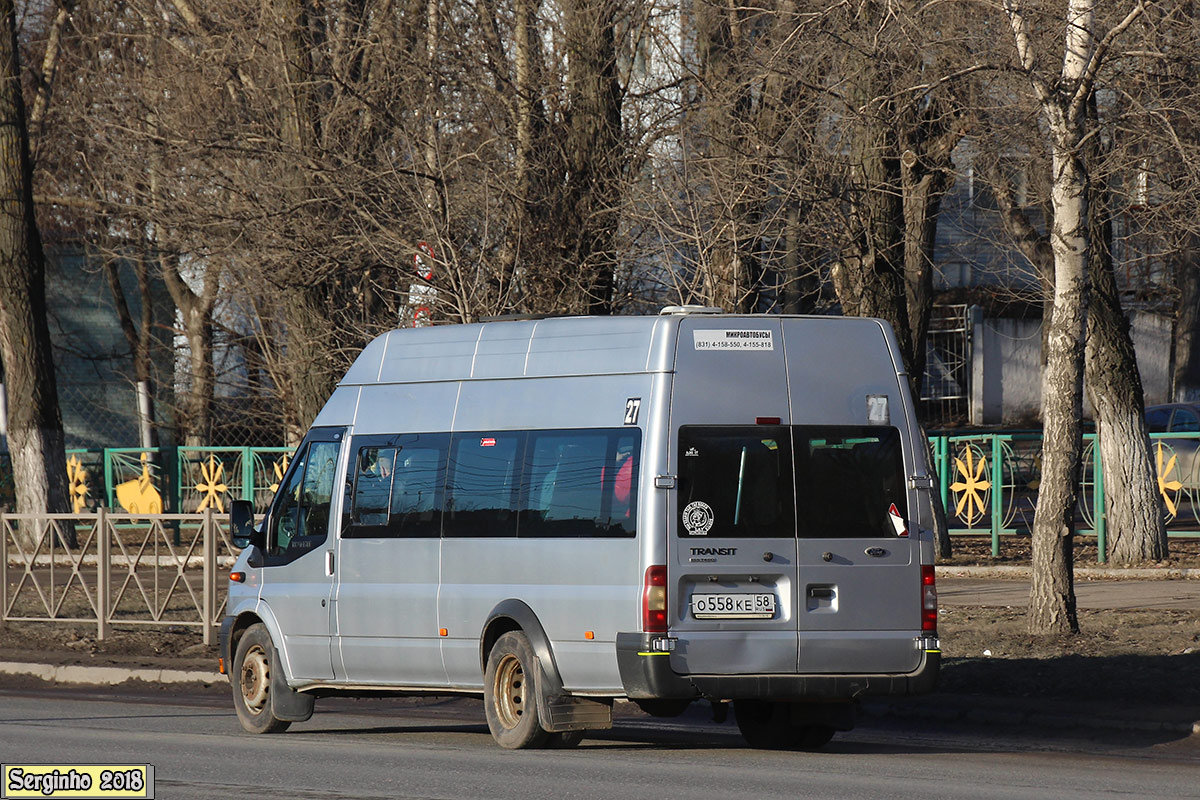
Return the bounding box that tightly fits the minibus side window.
[445,432,525,538]
[343,433,449,538]
[520,428,640,538]
[269,440,340,556]
[795,426,906,539]
[388,433,448,537]
[351,446,397,529]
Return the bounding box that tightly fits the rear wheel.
[484,631,551,749]
[549,730,584,748]
[231,623,291,734]
[634,698,693,718]
[734,700,835,750]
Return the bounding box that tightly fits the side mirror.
[230,500,261,550]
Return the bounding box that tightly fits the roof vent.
[659,305,724,315]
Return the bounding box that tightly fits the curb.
[936,565,1200,580]
[0,661,221,686]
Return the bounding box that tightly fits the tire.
[231,623,292,734]
[734,700,835,751]
[549,730,584,748]
[484,631,551,749]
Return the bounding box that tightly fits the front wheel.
[231,623,291,734]
[484,631,551,749]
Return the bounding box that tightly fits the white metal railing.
[1,511,236,644]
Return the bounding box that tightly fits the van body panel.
[525,316,659,377]
[780,318,903,426]
[452,375,652,431]
[667,317,798,675]
[339,335,389,385]
[376,325,480,384]
[470,321,537,378]
[352,382,460,435]
[334,538,445,685]
[438,538,637,691]
[311,386,361,429]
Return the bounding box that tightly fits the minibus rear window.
[795,426,906,539]
[677,426,795,539]
[677,425,907,539]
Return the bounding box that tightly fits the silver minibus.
[221,307,940,749]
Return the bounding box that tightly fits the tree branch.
[1070,0,1146,120]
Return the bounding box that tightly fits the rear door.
[667,317,799,675]
[782,318,923,674]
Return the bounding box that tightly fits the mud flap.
[270,643,315,722]
[534,657,613,732]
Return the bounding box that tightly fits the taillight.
[921,565,937,632]
[643,565,667,633]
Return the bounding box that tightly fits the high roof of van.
[340,315,675,385]
[338,311,897,386]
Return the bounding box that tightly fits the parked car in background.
[1145,403,1200,495]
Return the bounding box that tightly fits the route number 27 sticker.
[624,398,642,425]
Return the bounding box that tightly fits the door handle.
[325,550,335,576]
[808,587,834,600]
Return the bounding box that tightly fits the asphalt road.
[1,688,1196,800]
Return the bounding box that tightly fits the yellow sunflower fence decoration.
[195,455,229,513]
[1154,441,1185,521]
[65,454,90,513]
[948,444,992,528]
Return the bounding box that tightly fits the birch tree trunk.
[1006,0,1147,632]
[0,0,70,535]
[1029,136,1087,634]
[161,253,217,448]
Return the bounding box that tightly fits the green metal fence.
[930,431,1200,561]
[9,431,1200,563]
[50,447,295,517]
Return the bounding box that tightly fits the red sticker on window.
[480,437,497,447]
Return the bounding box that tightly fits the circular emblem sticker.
[683,501,715,536]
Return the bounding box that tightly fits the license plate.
[690,593,776,619]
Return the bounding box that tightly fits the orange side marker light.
[439,628,448,637]
[584,631,595,640]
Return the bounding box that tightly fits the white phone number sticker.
[693,330,774,351]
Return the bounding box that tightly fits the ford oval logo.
[865,547,888,558]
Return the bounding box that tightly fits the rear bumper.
[615,632,940,701]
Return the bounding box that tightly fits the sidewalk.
[939,574,1200,610]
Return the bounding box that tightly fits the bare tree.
[1004,0,1148,632]
[0,0,69,530]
